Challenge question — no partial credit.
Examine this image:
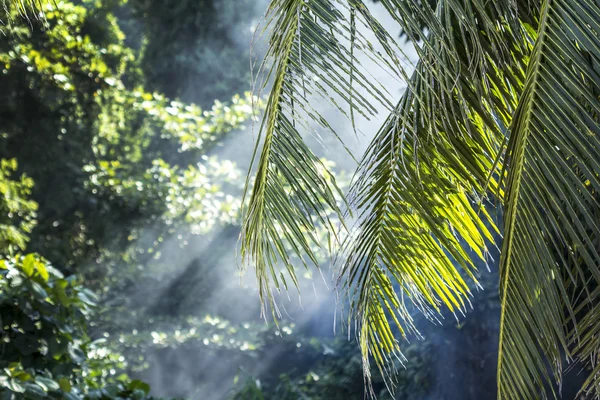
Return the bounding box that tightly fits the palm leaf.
[338,0,531,386]
[497,0,600,397]
[241,0,413,316]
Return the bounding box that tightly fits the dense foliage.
[0,161,156,399]
[0,1,257,398]
[0,0,252,283]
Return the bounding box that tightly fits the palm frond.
[339,0,530,387]
[497,0,600,397]
[571,285,600,399]
[241,0,412,315]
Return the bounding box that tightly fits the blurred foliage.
[230,337,432,400]
[0,161,162,400]
[0,1,257,398]
[0,159,37,251]
[0,0,253,286]
[122,0,260,106]
[105,314,270,373]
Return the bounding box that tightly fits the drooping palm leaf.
[338,0,532,386]
[572,285,600,398]
[498,0,600,397]
[240,0,414,316]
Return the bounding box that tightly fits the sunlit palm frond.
[338,0,529,385]
[497,0,600,397]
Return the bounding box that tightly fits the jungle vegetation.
[2,0,600,399]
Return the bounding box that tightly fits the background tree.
[0,159,160,399]
[121,0,260,106]
[0,1,261,398]
[0,0,252,282]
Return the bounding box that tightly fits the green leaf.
[58,377,71,392]
[35,262,48,282]
[8,379,25,393]
[54,287,71,307]
[30,282,48,301]
[35,377,60,392]
[24,382,47,396]
[21,254,36,277]
[241,0,404,316]
[127,380,150,394]
[77,289,97,306]
[13,371,31,381]
[497,0,600,398]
